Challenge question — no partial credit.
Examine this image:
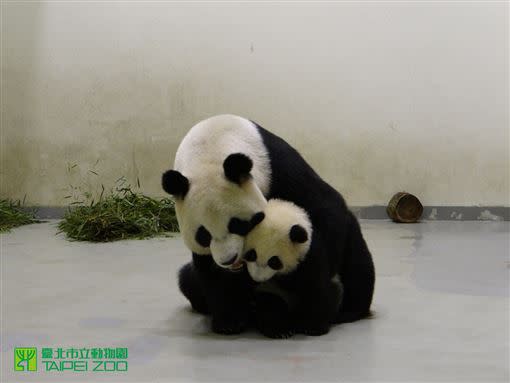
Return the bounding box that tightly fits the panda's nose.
[221,254,238,266]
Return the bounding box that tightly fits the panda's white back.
[174,114,271,196]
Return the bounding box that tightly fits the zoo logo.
[14,347,37,372]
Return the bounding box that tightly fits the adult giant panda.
[162,114,375,334]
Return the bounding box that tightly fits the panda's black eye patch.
[268,256,283,270]
[244,249,257,262]
[250,212,265,227]
[195,226,212,247]
[228,217,253,236]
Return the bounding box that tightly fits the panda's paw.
[257,324,295,339]
[265,330,295,339]
[211,318,246,335]
[296,325,329,337]
[256,316,294,339]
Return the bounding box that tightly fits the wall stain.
[428,208,438,220]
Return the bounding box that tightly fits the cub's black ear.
[162,170,189,198]
[228,217,252,236]
[223,153,253,184]
[250,212,265,227]
[244,249,257,262]
[289,225,308,244]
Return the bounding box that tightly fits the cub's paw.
[211,318,246,335]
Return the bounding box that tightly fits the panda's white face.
[175,169,267,268]
[163,150,268,269]
[243,199,312,282]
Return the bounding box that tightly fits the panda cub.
[244,199,343,338]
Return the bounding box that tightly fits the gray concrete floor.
[1,220,509,382]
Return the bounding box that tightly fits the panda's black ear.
[290,225,308,243]
[162,170,189,198]
[223,153,253,185]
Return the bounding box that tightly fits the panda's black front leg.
[209,277,253,335]
[192,253,255,335]
[178,262,210,314]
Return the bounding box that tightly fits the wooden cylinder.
[386,192,423,223]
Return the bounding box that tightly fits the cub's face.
[162,153,266,270]
[243,199,312,282]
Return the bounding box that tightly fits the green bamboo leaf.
[57,182,179,242]
[0,199,40,232]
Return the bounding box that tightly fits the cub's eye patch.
[243,249,257,262]
[268,256,283,270]
[195,226,212,247]
[228,217,253,236]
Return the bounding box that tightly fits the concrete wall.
[2,2,508,207]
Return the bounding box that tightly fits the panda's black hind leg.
[178,262,210,315]
[334,212,375,324]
